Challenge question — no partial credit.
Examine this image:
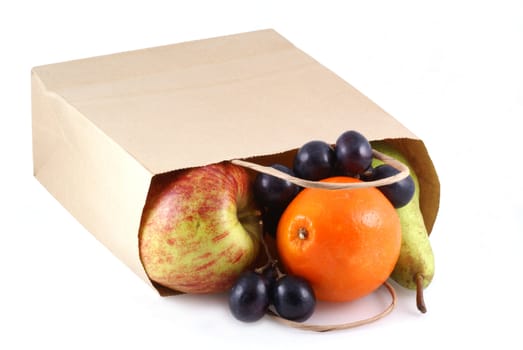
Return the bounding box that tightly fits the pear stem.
[415,273,427,313]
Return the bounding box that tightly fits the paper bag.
[32,29,439,295]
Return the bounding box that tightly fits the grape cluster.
[254,130,415,222]
[229,265,316,323]
[292,130,374,180]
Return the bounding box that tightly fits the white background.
[2,1,522,349]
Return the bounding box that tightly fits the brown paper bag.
[32,29,439,295]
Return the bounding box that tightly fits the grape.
[293,141,335,181]
[254,164,300,208]
[261,207,285,238]
[271,275,316,322]
[368,164,415,208]
[229,271,269,322]
[335,130,373,176]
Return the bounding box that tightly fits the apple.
[139,162,262,294]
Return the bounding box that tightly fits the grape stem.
[415,273,427,313]
[255,233,285,278]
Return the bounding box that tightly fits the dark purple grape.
[271,275,316,322]
[368,164,415,208]
[335,130,373,176]
[229,271,269,322]
[261,207,286,238]
[293,141,335,181]
[254,164,299,208]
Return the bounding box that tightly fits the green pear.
[371,140,435,313]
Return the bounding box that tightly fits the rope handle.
[231,149,409,190]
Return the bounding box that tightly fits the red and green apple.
[139,162,261,294]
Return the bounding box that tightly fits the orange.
[276,177,401,302]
